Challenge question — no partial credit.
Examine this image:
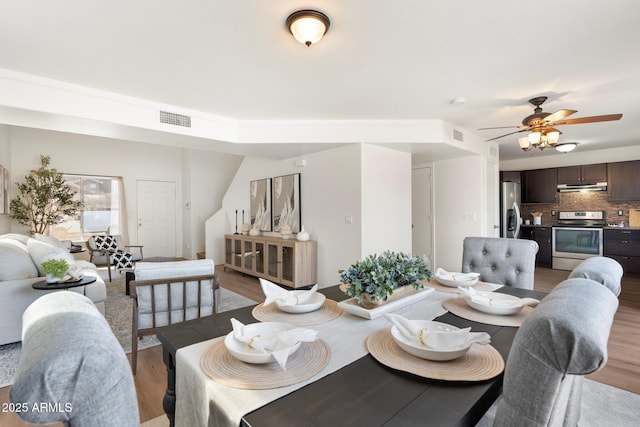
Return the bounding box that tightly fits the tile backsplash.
[521,191,640,225]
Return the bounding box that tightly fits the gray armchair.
[10,291,139,426]
[461,236,539,289]
[494,275,619,426]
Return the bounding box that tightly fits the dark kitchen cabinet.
[557,163,607,185]
[520,226,551,267]
[500,171,521,184]
[604,228,640,275]
[607,160,640,201]
[522,168,557,203]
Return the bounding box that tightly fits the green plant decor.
[339,251,434,303]
[9,155,83,235]
[41,258,70,280]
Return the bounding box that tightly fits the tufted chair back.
[461,237,539,289]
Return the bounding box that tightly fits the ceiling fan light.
[529,132,541,146]
[287,10,330,46]
[518,136,531,151]
[546,131,560,145]
[555,142,578,153]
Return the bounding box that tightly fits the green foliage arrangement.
[10,155,83,235]
[339,251,434,303]
[41,258,70,279]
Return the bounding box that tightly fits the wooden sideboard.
[224,234,317,288]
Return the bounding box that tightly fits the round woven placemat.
[443,297,534,327]
[251,299,342,326]
[424,279,497,294]
[200,336,330,389]
[367,329,504,381]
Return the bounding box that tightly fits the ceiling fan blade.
[485,129,528,142]
[553,114,623,126]
[478,125,529,130]
[544,109,577,124]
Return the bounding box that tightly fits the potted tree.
[339,251,433,308]
[10,155,83,235]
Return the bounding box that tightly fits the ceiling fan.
[479,96,623,143]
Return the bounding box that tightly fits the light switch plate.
[618,210,624,216]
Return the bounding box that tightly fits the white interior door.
[412,167,433,266]
[137,180,177,257]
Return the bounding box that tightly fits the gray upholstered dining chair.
[461,236,539,289]
[11,291,139,426]
[568,256,623,296]
[493,275,619,426]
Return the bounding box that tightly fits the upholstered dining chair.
[86,234,143,281]
[568,255,623,296]
[461,236,539,289]
[130,259,217,374]
[493,276,619,426]
[11,291,139,426]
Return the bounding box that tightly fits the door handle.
[493,225,500,229]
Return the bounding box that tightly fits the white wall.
[218,144,363,286]
[361,144,412,255]
[432,155,485,271]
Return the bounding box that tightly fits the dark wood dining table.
[156,284,545,427]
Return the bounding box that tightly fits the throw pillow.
[0,240,39,281]
[27,239,76,276]
[93,235,119,252]
[112,250,133,270]
[34,233,72,251]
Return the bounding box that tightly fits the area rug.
[0,275,257,388]
[475,378,640,427]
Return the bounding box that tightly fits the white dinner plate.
[435,273,479,288]
[390,320,471,361]
[224,322,301,364]
[464,291,526,315]
[276,291,326,314]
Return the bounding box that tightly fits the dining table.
[155,283,545,427]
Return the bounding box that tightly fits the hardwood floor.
[1,266,638,426]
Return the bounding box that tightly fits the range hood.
[557,182,608,192]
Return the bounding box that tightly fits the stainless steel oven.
[552,211,605,271]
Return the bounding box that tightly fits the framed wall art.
[0,164,8,214]
[273,173,301,233]
[250,178,272,231]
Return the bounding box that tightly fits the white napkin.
[259,278,318,307]
[457,286,540,308]
[384,313,490,349]
[436,268,479,282]
[61,263,85,282]
[230,318,318,370]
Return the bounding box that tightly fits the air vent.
[453,129,464,142]
[160,111,191,128]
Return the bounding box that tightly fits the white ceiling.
[1,1,639,161]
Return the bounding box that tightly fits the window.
[51,175,127,242]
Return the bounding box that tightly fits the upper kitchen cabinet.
[608,160,640,201]
[500,171,521,184]
[557,163,607,185]
[522,168,557,203]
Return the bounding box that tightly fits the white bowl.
[435,273,479,288]
[464,291,525,315]
[276,291,326,314]
[390,320,471,361]
[224,322,301,364]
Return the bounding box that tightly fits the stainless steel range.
[552,211,605,271]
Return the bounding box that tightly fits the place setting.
[424,268,501,293]
[366,313,505,381]
[442,285,540,327]
[200,318,330,390]
[251,278,342,325]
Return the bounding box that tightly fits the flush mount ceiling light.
[286,9,330,47]
[555,142,579,153]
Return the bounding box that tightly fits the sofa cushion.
[0,240,39,281]
[0,233,30,245]
[34,233,72,251]
[27,239,76,276]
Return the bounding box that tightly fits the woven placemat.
[443,297,534,327]
[251,299,342,326]
[424,279,498,294]
[367,329,504,381]
[200,336,330,389]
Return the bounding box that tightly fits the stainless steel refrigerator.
[500,181,522,238]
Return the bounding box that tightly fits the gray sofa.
[0,233,107,345]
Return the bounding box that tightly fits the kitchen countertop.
[520,223,640,230]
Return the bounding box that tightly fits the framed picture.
[0,164,7,215]
[250,178,272,231]
[273,173,301,233]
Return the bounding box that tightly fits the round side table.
[32,276,97,291]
